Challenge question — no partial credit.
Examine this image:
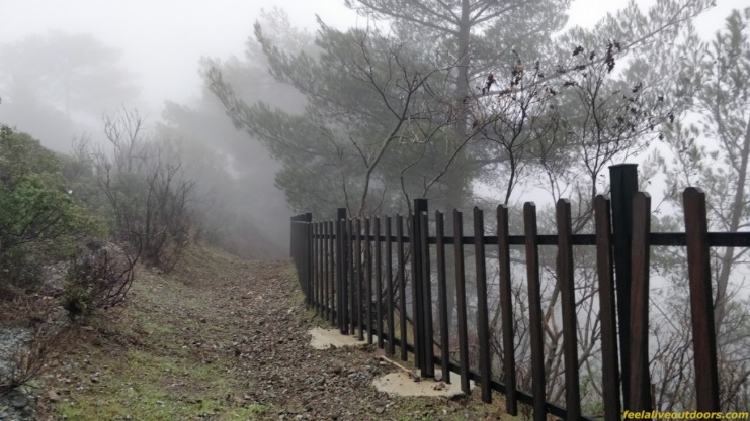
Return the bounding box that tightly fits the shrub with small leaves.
[62,240,135,320]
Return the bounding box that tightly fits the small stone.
[48,390,61,402]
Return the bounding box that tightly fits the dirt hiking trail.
[32,246,514,420]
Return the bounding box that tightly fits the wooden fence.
[288,164,748,420]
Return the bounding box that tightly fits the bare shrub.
[0,294,70,394]
[87,108,195,272]
[0,325,69,395]
[62,240,136,319]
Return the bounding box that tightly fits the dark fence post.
[355,218,363,340]
[336,208,349,333]
[593,196,621,420]
[315,222,320,312]
[609,163,637,406]
[325,221,332,322]
[385,216,396,356]
[435,211,450,384]
[523,202,546,421]
[365,217,373,344]
[304,212,313,306]
[412,198,428,375]
[316,221,321,310]
[329,220,336,324]
[348,219,356,334]
[474,207,492,403]
[497,205,517,414]
[556,199,581,418]
[683,188,720,411]
[419,209,434,378]
[320,222,325,313]
[397,215,408,361]
[290,216,294,258]
[375,217,384,348]
[629,192,653,410]
[453,210,471,394]
[336,209,348,333]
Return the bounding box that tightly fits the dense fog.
[1,0,750,413]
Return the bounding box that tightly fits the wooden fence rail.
[288,165,737,420]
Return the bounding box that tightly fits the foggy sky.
[1,0,744,119]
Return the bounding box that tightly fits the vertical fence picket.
[386,216,396,355]
[301,217,306,295]
[355,218,364,340]
[375,217,384,348]
[317,222,323,312]
[435,211,450,384]
[325,221,331,320]
[593,196,621,420]
[410,213,419,366]
[348,219,356,335]
[321,223,326,315]
[453,210,471,394]
[410,203,423,370]
[325,221,329,316]
[320,223,325,316]
[289,216,294,258]
[312,223,317,310]
[303,215,309,303]
[365,218,373,344]
[319,222,323,311]
[318,221,328,310]
[308,213,314,306]
[305,217,310,299]
[397,214,408,361]
[319,222,324,311]
[315,223,320,312]
[312,222,317,309]
[556,200,581,418]
[419,210,434,378]
[316,222,325,317]
[340,218,349,333]
[321,222,326,313]
[524,203,546,421]
[333,214,346,334]
[336,209,347,333]
[609,164,638,404]
[474,207,492,403]
[683,188,721,411]
[496,205,517,414]
[329,220,336,324]
[629,192,652,411]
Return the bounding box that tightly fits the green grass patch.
[55,345,265,420]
